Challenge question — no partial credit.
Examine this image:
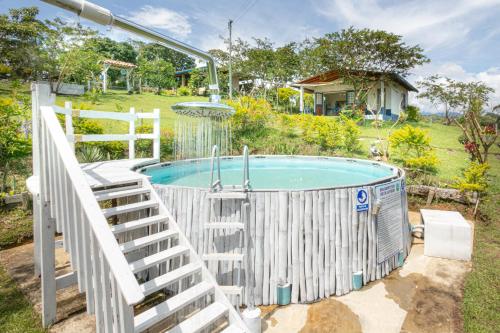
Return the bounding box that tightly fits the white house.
[293,70,418,120]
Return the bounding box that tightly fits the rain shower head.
[172,101,235,119]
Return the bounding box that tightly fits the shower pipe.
[41,0,221,102]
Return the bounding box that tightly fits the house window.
[346,91,355,106]
[401,93,407,109]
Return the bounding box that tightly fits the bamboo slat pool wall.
[154,179,411,305]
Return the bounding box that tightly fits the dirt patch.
[384,270,464,333]
[299,298,362,333]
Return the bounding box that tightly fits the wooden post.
[31,82,57,327]
[128,107,135,159]
[299,86,304,113]
[64,101,74,154]
[153,109,160,160]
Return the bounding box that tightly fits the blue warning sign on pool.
[356,188,369,212]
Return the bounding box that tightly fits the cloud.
[315,0,500,50]
[128,5,191,38]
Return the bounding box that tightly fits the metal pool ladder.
[205,145,251,308]
[210,145,251,193]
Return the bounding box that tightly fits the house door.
[315,93,324,115]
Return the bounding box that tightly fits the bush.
[177,86,191,96]
[339,115,361,153]
[296,114,343,151]
[389,125,439,174]
[228,96,273,145]
[0,95,31,193]
[76,145,105,163]
[452,162,489,193]
[406,105,420,122]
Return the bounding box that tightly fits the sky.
[2,0,500,112]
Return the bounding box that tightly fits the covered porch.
[294,70,417,120]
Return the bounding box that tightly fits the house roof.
[294,70,418,92]
[102,59,137,69]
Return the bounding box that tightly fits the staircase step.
[129,245,189,273]
[102,200,158,217]
[133,281,214,333]
[220,285,243,296]
[95,187,150,201]
[204,222,244,230]
[140,262,202,296]
[110,215,168,234]
[119,229,178,254]
[202,253,244,262]
[87,174,144,189]
[166,301,229,333]
[221,324,245,333]
[207,192,248,200]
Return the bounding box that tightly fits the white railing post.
[30,83,57,327]
[65,101,74,154]
[129,107,135,159]
[153,108,160,160]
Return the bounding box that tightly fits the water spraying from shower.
[172,101,235,159]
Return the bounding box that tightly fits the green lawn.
[0,266,45,333]
[56,89,208,133]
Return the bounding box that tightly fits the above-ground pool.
[143,156,397,190]
[140,156,411,306]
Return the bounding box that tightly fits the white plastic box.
[422,209,473,261]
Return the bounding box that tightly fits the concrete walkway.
[262,212,472,333]
[0,212,471,333]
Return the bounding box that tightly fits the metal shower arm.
[41,0,220,100]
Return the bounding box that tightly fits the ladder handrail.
[242,145,250,191]
[210,145,222,192]
[211,144,251,192]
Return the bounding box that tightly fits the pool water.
[142,156,396,190]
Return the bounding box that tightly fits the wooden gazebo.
[101,59,136,93]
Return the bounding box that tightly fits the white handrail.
[210,145,222,191]
[40,106,144,306]
[242,145,250,191]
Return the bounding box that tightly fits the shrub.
[228,96,273,144]
[452,162,489,193]
[177,86,191,96]
[389,125,439,174]
[77,145,105,163]
[0,94,31,193]
[297,114,343,151]
[406,105,420,122]
[339,115,361,153]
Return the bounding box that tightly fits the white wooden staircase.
[91,174,249,332]
[30,88,249,333]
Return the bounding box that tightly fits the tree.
[272,42,300,86]
[0,7,49,79]
[187,68,208,95]
[136,43,195,71]
[417,75,460,125]
[453,82,497,163]
[137,58,175,94]
[310,27,429,111]
[40,17,99,92]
